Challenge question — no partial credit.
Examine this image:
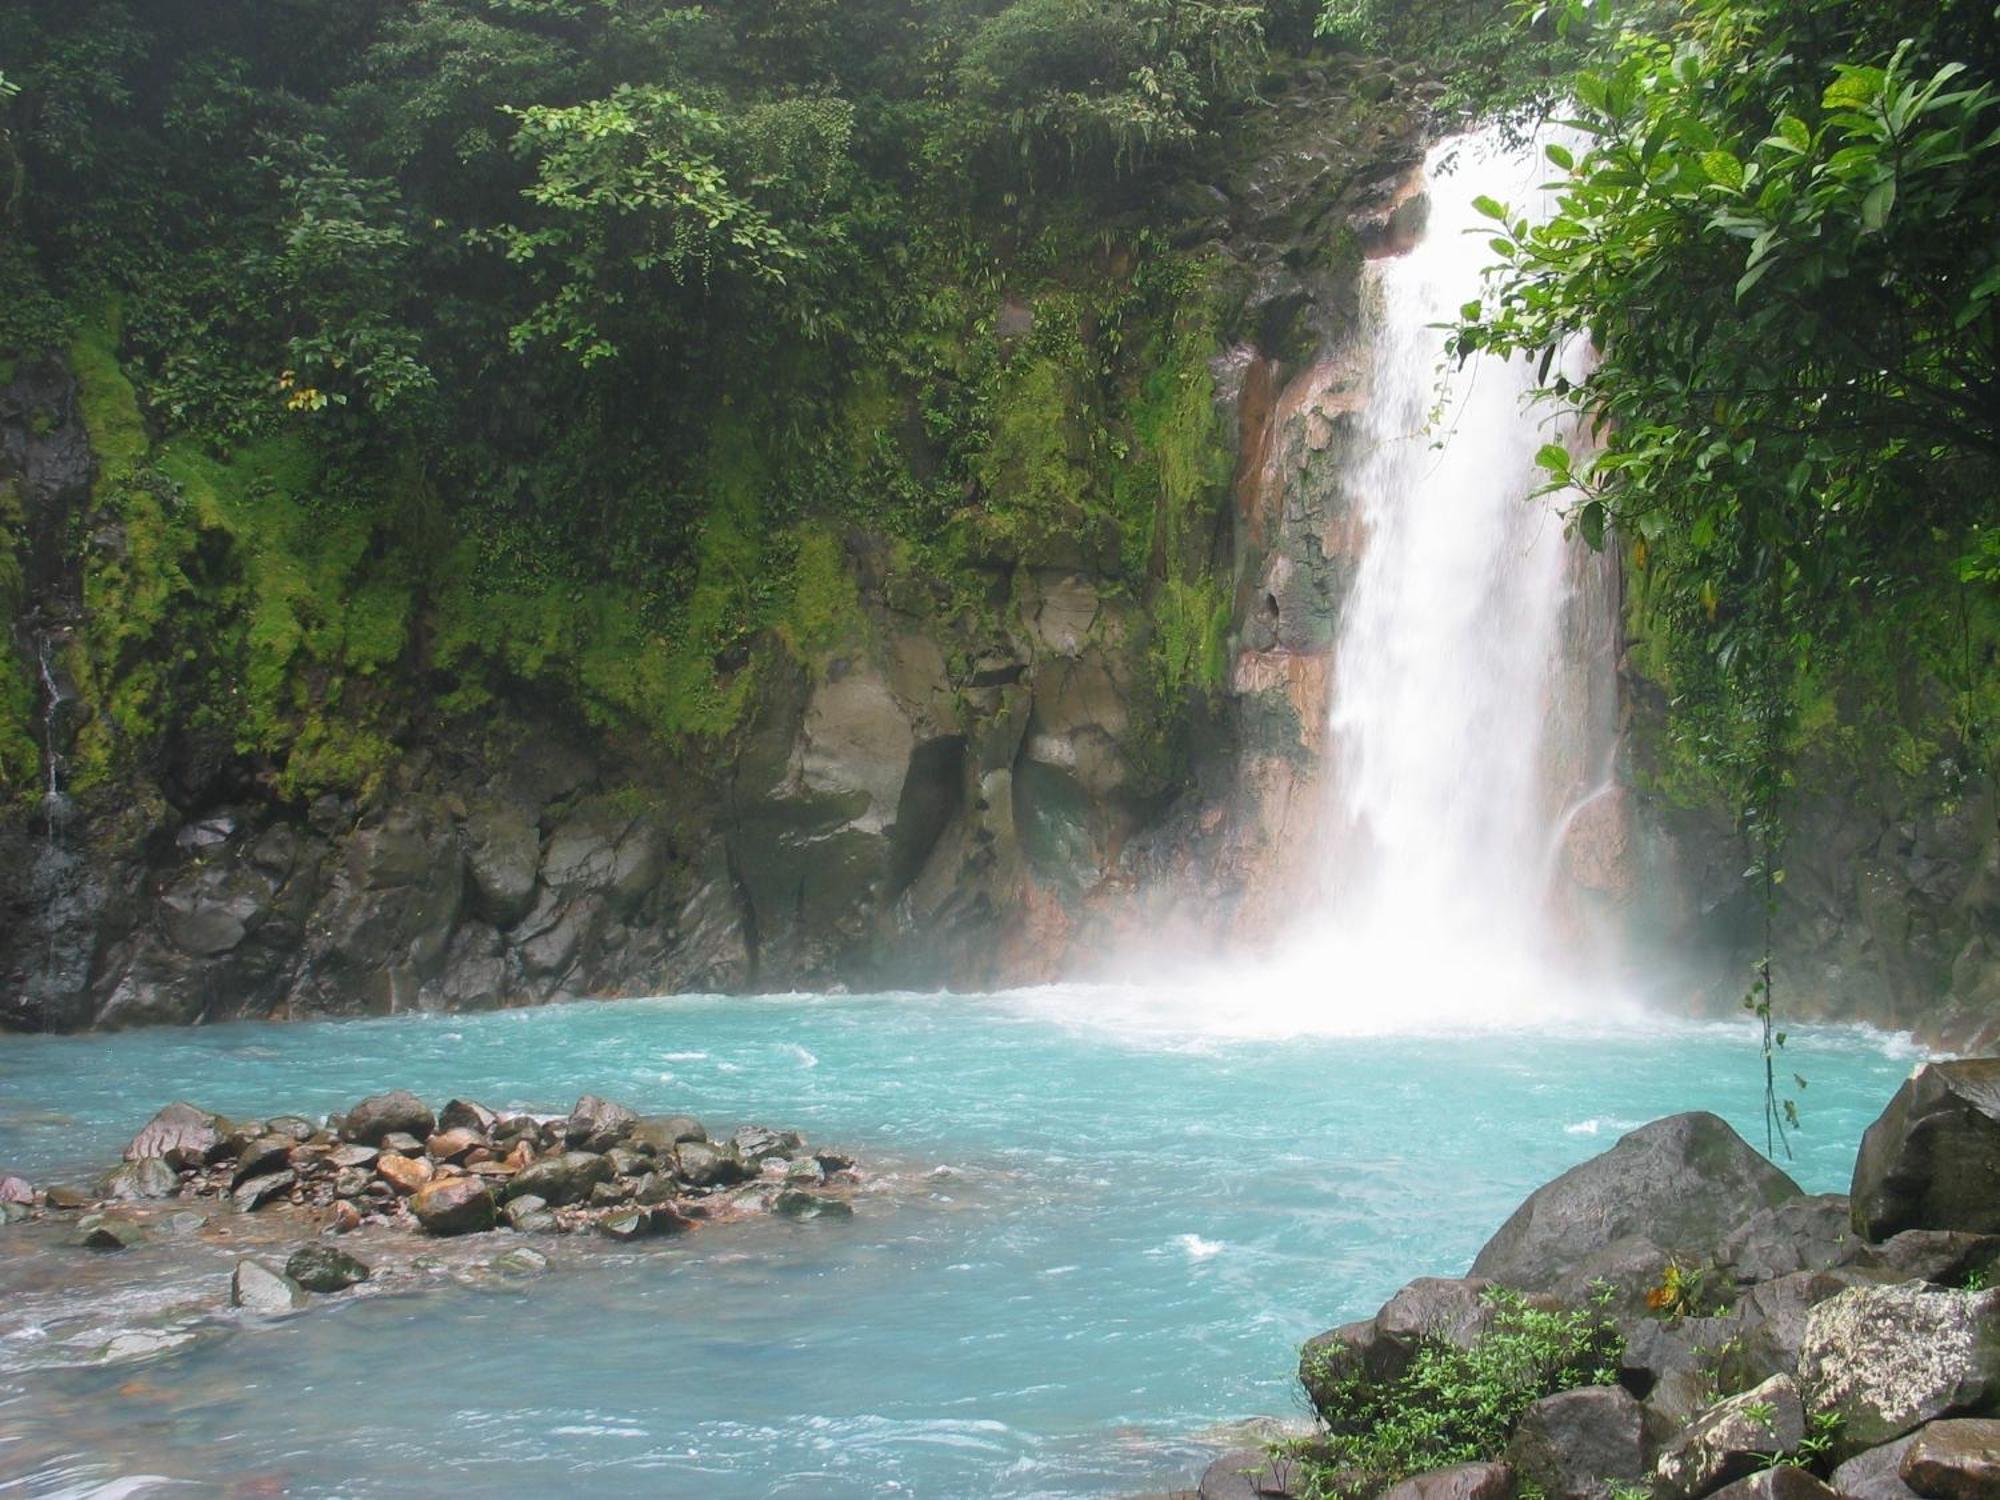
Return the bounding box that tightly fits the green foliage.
[0,478,38,801]
[1293,1291,1623,1497]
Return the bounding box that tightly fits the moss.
[777,524,866,659]
[970,353,1097,558]
[68,304,148,496]
[1153,575,1231,699]
[0,479,37,802]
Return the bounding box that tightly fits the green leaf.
[1861,177,1896,232]
[1536,442,1573,475]
[1576,499,1606,550]
[1700,150,1744,190]
[1823,67,1885,113]
[1545,142,1575,171]
[1472,194,1508,221]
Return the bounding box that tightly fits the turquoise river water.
[0,991,1921,1498]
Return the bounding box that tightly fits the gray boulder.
[773,1190,854,1220]
[1851,1060,2000,1241]
[340,1091,436,1145]
[1652,1374,1805,1499]
[1721,1194,1859,1283]
[1377,1463,1511,1500]
[1470,1114,1801,1292]
[80,1215,148,1251]
[1854,1229,2000,1287]
[0,1174,32,1204]
[285,1245,370,1292]
[124,1102,223,1169]
[1702,1473,1840,1500]
[1196,1449,1305,1499]
[1900,1418,2000,1499]
[675,1140,753,1189]
[233,1169,296,1210]
[629,1115,706,1152]
[231,1258,307,1313]
[1301,1277,1497,1418]
[566,1095,637,1152]
[1829,1434,1921,1500]
[438,1098,499,1135]
[231,1135,295,1185]
[1797,1281,2000,1454]
[1504,1385,1647,1500]
[99,1157,179,1201]
[509,1151,613,1206]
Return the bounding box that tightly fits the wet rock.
[632,1172,678,1205]
[1716,1269,1890,1390]
[1798,1281,2000,1454]
[567,1095,637,1152]
[330,1200,362,1233]
[234,1169,296,1210]
[286,1245,371,1292]
[44,1185,90,1210]
[1722,1194,1860,1283]
[597,1210,652,1242]
[1830,1434,1921,1499]
[1619,1315,1733,1397]
[509,1151,613,1207]
[462,802,539,927]
[1900,1418,2000,1498]
[412,1176,496,1236]
[675,1140,754,1189]
[332,1168,371,1199]
[733,1125,803,1162]
[124,1102,223,1169]
[379,1131,426,1156]
[266,1116,316,1142]
[79,1215,148,1251]
[0,1201,29,1225]
[340,1091,436,1146]
[503,1194,550,1230]
[329,1144,379,1169]
[491,1245,551,1276]
[773,1190,854,1220]
[1504,1385,1647,1500]
[231,1257,307,1313]
[1377,1463,1511,1500]
[232,1135,295,1185]
[1852,1060,2000,1240]
[629,1115,706,1152]
[98,1157,179,1201]
[424,1128,483,1163]
[588,1181,628,1208]
[1471,1113,1801,1292]
[1300,1278,1497,1418]
[376,1153,433,1195]
[0,1175,32,1204]
[439,1099,499,1135]
[646,1204,693,1235]
[1197,1448,1305,1499]
[1653,1374,1805,1499]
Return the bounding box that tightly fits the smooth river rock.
[231,1257,307,1313]
[285,1245,371,1292]
[411,1177,495,1235]
[340,1090,436,1146]
[1900,1417,2000,1498]
[124,1102,223,1168]
[1653,1374,1805,1499]
[1504,1385,1647,1500]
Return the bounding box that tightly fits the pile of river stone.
[1197,1059,2000,1500]
[0,1090,858,1248]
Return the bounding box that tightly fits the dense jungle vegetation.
[0,0,1346,804]
[2,0,1997,923]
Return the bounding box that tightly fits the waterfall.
[1292,123,1621,1023]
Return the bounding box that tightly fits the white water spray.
[1034,125,1634,1040]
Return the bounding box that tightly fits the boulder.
[733,1125,803,1162]
[1197,1449,1305,1499]
[675,1140,754,1189]
[1653,1375,1806,1499]
[462,802,540,927]
[1717,1269,1892,1391]
[1471,1114,1801,1292]
[597,1210,653,1242]
[233,1169,296,1210]
[1702,1473,1840,1500]
[285,1245,371,1292]
[379,1131,426,1156]
[1900,1418,2000,1499]
[231,1135,295,1185]
[1722,1194,1859,1283]
[98,1157,179,1201]
[1620,1315,1734,1397]
[80,1215,148,1251]
[231,1257,307,1313]
[124,1102,223,1169]
[1829,1434,1922,1500]
[340,1091,436,1146]
[1301,1277,1498,1416]
[329,1144,379,1169]
[509,1151,613,1206]
[1797,1282,2000,1454]
[424,1128,483,1163]
[376,1153,433,1195]
[630,1115,706,1153]
[1504,1385,1647,1500]
[44,1185,90,1210]
[1851,1061,2000,1240]
[438,1099,499,1135]
[503,1194,550,1230]
[566,1095,637,1152]
[332,1168,371,1199]
[1854,1230,2000,1287]
[411,1176,496,1236]
[0,1174,32,1204]
[1377,1463,1511,1500]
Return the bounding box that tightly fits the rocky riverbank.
[1190,1059,2000,1500]
[0,1088,859,1316]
